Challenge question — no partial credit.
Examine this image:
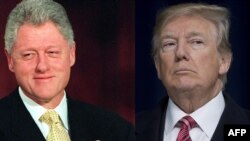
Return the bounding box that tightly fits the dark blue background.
[136,0,250,113]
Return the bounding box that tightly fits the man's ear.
[219,52,232,75]
[4,49,14,72]
[69,42,76,67]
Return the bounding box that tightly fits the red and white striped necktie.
[176,115,197,141]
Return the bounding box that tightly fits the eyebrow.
[160,31,206,41]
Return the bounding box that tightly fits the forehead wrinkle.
[185,31,204,39]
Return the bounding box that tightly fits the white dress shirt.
[19,87,69,138]
[164,91,225,141]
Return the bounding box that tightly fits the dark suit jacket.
[136,94,250,141]
[0,88,134,141]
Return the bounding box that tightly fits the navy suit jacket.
[136,94,250,141]
[0,88,134,141]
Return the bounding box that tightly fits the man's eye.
[22,53,35,60]
[49,51,57,54]
[161,41,177,52]
[47,51,60,57]
[190,39,205,49]
[192,40,204,44]
[165,42,176,46]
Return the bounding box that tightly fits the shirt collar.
[19,87,69,130]
[165,91,225,139]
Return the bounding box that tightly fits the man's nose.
[35,54,49,73]
[174,41,190,62]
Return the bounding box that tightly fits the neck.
[169,81,223,114]
[24,92,64,109]
[37,94,64,109]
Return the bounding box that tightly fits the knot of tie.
[39,109,71,141]
[176,115,197,141]
[40,109,60,126]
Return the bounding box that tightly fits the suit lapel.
[211,94,250,141]
[158,98,168,141]
[67,97,93,141]
[10,89,45,141]
[150,98,167,141]
[136,97,168,141]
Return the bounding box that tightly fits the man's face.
[6,21,75,104]
[155,16,230,94]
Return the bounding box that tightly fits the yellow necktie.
[39,109,71,141]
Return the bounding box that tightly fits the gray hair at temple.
[152,3,232,87]
[4,0,74,53]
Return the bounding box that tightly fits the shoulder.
[0,95,12,124]
[136,96,168,127]
[68,97,134,140]
[0,89,19,115]
[136,97,168,141]
[0,89,20,139]
[222,93,250,123]
[136,107,161,128]
[68,98,130,124]
[0,89,18,104]
[0,95,12,109]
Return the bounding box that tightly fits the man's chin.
[26,92,57,103]
[170,82,198,93]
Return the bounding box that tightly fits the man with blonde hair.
[136,3,250,141]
